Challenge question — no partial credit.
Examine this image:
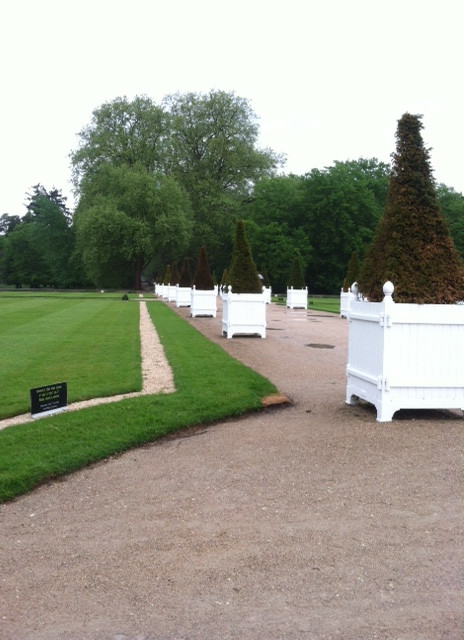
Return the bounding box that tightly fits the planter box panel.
[176,286,191,308]
[346,286,464,421]
[340,288,357,318]
[190,289,217,317]
[286,287,308,309]
[221,291,266,339]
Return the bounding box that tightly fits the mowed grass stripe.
[0,297,141,419]
[0,301,277,502]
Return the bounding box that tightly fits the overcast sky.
[1,0,463,215]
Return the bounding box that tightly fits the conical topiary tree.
[192,246,215,290]
[220,268,228,289]
[179,257,192,287]
[163,264,171,284]
[171,262,180,286]
[288,256,305,289]
[343,251,360,291]
[228,220,262,294]
[359,113,464,303]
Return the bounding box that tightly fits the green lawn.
[0,294,141,419]
[308,297,340,314]
[273,295,340,314]
[0,294,277,502]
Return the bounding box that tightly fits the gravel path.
[1,298,462,640]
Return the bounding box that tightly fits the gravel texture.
[1,297,462,640]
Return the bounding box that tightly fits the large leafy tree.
[70,96,168,188]
[244,175,310,292]
[359,113,464,303]
[74,164,193,288]
[244,161,388,293]
[301,159,389,292]
[163,90,283,269]
[0,214,22,235]
[0,186,77,287]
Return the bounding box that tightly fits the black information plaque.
[30,382,67,417]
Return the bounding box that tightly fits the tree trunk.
[134,256,143,290]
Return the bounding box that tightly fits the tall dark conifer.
[288,256,305,289]
[192,246,214,290]
[359,113,464,302]
[179,257,192,287]
[228,220,262,293]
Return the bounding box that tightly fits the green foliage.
[244,161,389,293]
[170,262,180,285]
[178,257,192,287]
[0,187,79,288]
[0,299,276,502]
[163,264,171,284]
[343,251,360,290]
[288,256,306,289]
[0,214,22,235]
[359,114,464,303]
[228,220,262,293]
[192,246,214,290]
[436,183,464,259]
[71,91,282,281]
[0,295,140,419]
[70,95,167,185]
[164,90,283,271]
[301,159,389,292]
[74,164,193,288]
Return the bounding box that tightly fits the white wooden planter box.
[286,286,308,309]
[167,284,177,302]
[161,284,170,299]
[346,281,464,422]
[263,286,272,304]
[221,287,266,338]
[175,285,191,307]
[340,286,357,318]
[190,287,217,317]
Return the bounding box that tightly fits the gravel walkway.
[1,297,462,640]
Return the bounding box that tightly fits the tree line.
[1,92,464,293]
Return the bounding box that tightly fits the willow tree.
[359,113,464,302]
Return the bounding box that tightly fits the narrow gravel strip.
[0,300,175,430]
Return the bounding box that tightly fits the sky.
[1,0,463,216]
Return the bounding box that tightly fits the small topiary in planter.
[288,256,305,289]
[343,251,360,292]
[170,262,180,286]
[161,264,171,298]
[286,256,308,309]
[346,113,464,421]
[190,246,217,317]
[220,268,228,292]
[340,251,360,317]
[227,220,262,294]
[192,246,215,290]
[176,257,193,307]
[358,113,464,303]
[163,264,171,284]
[178,258,192,287]
[222,220,266,338]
